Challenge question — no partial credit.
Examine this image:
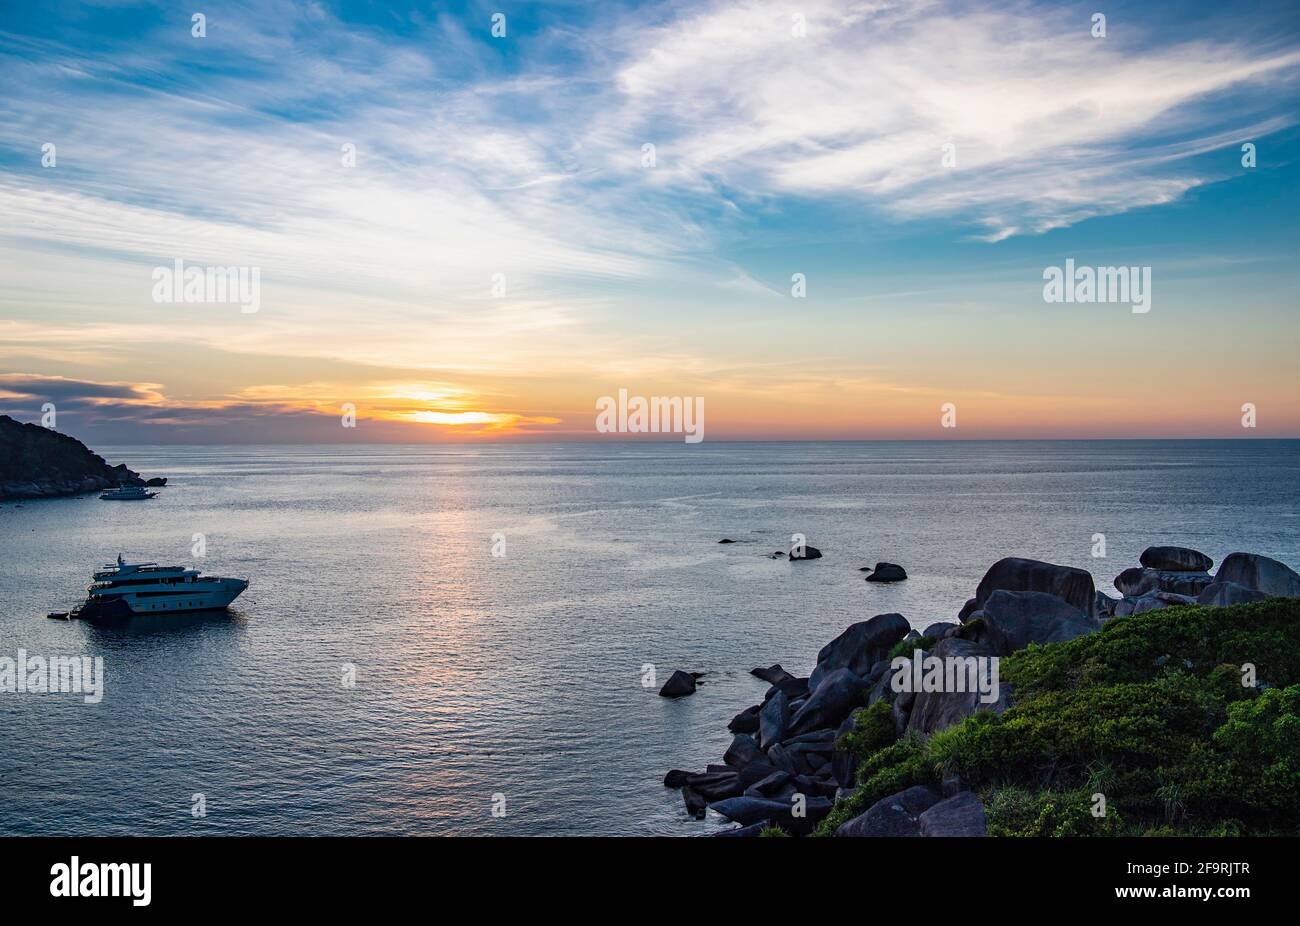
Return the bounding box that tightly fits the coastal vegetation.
[665,545,1300,837]
[822,598,1300,835]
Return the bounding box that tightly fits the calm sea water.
[1,440,1297,835]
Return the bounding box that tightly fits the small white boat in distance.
[69,555,249,620]
[100,485,157,500]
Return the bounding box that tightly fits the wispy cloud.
[1,0,1298,440]
[606,0,1300,237]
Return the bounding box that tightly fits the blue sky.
[0,0,1298,441]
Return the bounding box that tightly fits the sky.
[0,0,1298,443]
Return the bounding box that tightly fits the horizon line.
[88,435,1300,447]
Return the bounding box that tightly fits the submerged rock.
[658,670,698,698]
[864,562,908,582]
[790,544,823,561]
[750,664,794,685]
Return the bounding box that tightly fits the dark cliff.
[0,415,146,499]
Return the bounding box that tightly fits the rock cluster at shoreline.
[0,415,163,500]
[664,544,1300,837]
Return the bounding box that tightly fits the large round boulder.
[1215,553,1300,598]
[1139,545,1213,572]
[1114,566,1156,597]
[905,638,1010,736]
[978,589,1099,655]
[835,785,942,837]
[722,734,764,768]
[974,557,1096,619]
[1197,581,1269,607]
[808,612,909,689]
[922,621,958,638]
[917,791,988,836]
[1157,572,1214,596]
[1115,567,1212,598]
[788,668,871,736]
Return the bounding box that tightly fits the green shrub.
[815,735,935,835]
[985,786,1126,836]
[1190,684,1300,819]
[817,599,1300,836]
[888,634,938,661]
[836,701,897,760]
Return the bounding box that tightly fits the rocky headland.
[665,545,1300,837]
[0,415,164,500]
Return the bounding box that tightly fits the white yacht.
[100,485,157,500]
[70,555,249,620]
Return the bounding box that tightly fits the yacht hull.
[71,557,250,622]
[78,579,248,620]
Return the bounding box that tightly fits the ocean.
[1,440,1297,835]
